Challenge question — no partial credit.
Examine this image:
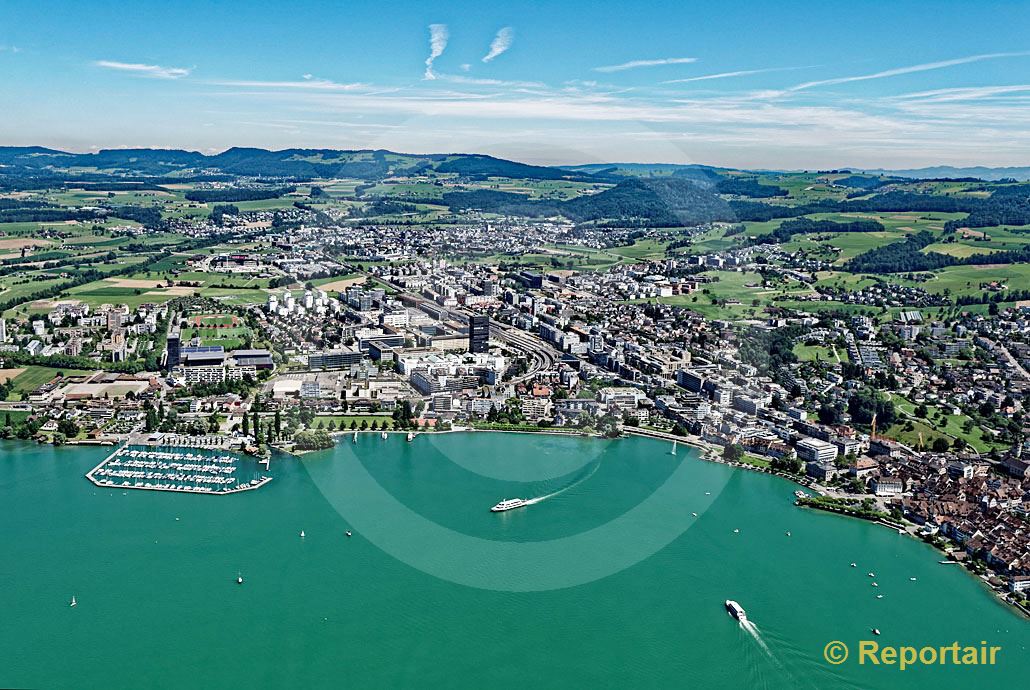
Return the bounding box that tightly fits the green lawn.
[887,395,1003,453]
[793,343,844,363]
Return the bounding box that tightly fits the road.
[999,344,1030,381]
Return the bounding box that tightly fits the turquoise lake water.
[0,433,1026,688]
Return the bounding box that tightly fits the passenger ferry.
[491,498,528,512]
[724,600,747,623]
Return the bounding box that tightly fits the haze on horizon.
[2,0,1029,169]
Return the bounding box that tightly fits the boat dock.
[85,444,272,495]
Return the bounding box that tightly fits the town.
[1,160,1028,618]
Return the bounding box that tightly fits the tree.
[915,404,929,419]
[818,404,841,426]
[931,437,950,453]
[57,418,80,438]
[145,407,158,432]
[274,410,282,439]
[242,411,249,437]
[723,444,745,462]
[848,388,896,428]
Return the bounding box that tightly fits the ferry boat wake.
[726,600,774,660]
[490,461,603,512]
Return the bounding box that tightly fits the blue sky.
[2,0,1029,168]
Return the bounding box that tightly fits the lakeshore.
[1,433,1027,689]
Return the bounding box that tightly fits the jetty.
[85,443,272,495]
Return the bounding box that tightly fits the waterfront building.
[797,437,839,463]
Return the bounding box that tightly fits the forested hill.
[442,177,734,226]
[0,146,603,183]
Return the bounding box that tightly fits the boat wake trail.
[741,620,775,660]
[524,461,601,505]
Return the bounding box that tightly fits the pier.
[86,444,272,495]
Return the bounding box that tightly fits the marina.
[85,445,271,495]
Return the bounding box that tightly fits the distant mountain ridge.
[3,146,1026,182]
[0,146,606,182]
[854,165,1030,181]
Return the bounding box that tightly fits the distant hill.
[855,166,1030,182]
[442,177,733,226]
[0,146,603,183]
[561,162,731,182]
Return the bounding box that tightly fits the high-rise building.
[469,314,490,354]
[166,328,181,370]
[0,318,6,343]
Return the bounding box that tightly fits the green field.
[793,343,845,363]
[4,366,95,400]
[886,395,1004,453]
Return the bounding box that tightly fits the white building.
[797,437,839,463]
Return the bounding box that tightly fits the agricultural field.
[646,269,818,320]
[893,263,1030,298]
[608,238,671,261]
[3,366,95,400]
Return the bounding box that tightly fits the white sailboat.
[352,431,358,443]
[670,440,677,455]
[70,595,77,607]
[406,432,414,442]
[300,530,305,538]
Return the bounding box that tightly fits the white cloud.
[209,76,367,91]
[94,60,191,79]
[593,57,697,73]
[432,73,545,88]
[424,24,449,80]
[0,45,20,53]
[482,27,514,63]
[663,66,807,84]
[887,84,1030,103]
[460,63,471,72]
[790,51,1030,91]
